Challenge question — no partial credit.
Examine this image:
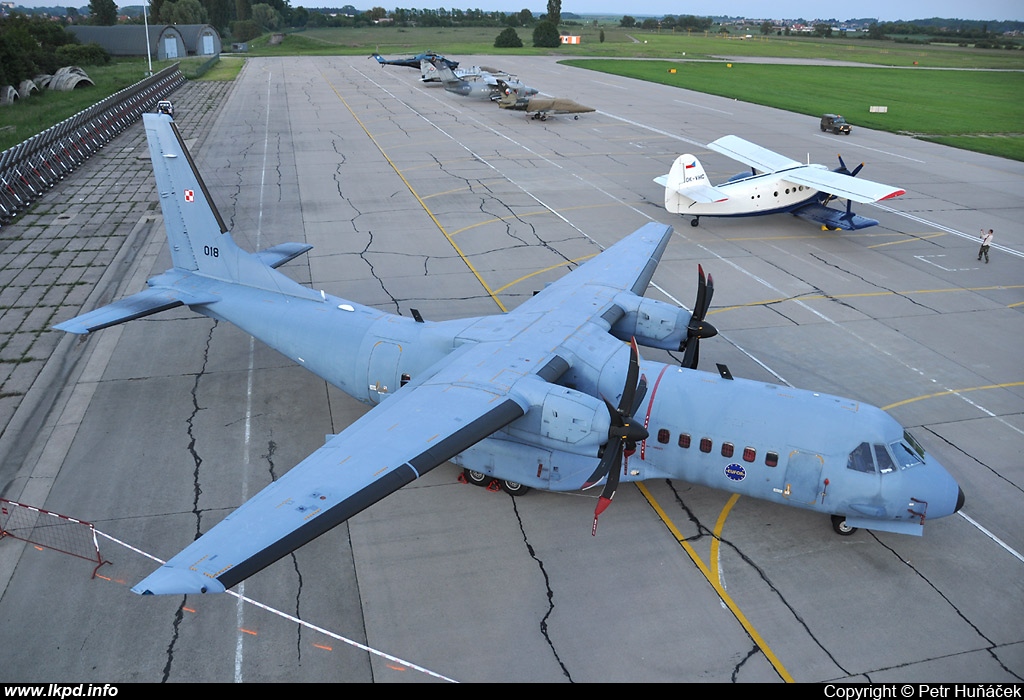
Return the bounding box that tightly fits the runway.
[0,55,1021,683]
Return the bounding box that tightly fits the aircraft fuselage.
[673,170,823,218]
[194,280,962,536]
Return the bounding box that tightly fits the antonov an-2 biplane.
[55,114,964,596]
[656,135,906,231]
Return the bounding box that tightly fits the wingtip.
[132,565,227,596]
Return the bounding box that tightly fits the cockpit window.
[904,431,926,460]
[874,444,896,474]
[890,440,924,469]
[847,442,875,473]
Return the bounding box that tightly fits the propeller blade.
[592,443,622,536]
[850,163,864,177]
[587,339,648,532]
[630,374,648,416]
[618,338,641,414]
[680,266,718,369]
[582,428,620,490]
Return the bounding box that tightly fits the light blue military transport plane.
[55,114,965,596]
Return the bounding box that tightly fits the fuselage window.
[874,444,897,474]
[657,429,670,444]
[678,433,691,449]
[743,446,756,462]
[721,442,734,458]
[765,451,778,467]
[847,442,875,473]
[700,437,712,453]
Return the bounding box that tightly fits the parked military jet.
[55,114,964,596]
[371,50,458,73]
[655,135,906,230]
[495,80,595,120]
[426,56,537,100]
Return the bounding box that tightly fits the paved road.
[0,55,1021,683]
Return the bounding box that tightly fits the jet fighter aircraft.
[426,56,537,100]
[495,79,595,120]
[655,135,906,230]
[55,114,964,596]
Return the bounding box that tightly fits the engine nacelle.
[503,381,611,456]
[609,293,691,352]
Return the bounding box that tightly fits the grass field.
[1,25,1021,158]
[0,56,229,152]
[564,59,1024,160]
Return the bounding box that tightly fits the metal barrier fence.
[0,63,186,226]
[0,497,110,578]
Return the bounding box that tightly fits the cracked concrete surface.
[0,56,1020,683]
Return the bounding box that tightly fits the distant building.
[175,24,222,56]
[67,24,221,60]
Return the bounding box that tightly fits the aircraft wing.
[781,166,905,204]
[791,202,880,230]
[133,222,676,595]
[133,344,531,595]
[707,134,802,173]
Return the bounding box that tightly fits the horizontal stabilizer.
[54,286,219,335]
[254,242,313,269]
[793,203,879,230]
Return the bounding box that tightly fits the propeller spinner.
[585,338,649,535]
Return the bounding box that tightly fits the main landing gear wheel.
[463,468,491,487]
[690,217,700,227]
[831,514,857,536]
[501,480,529,496]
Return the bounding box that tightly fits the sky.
[10,0,1022,22]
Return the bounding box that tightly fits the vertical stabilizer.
[142,113,319,299]
[660,155,726,212]
[666,155,707,192]
[419,58,437,82]
[144,113,239,279]
[429,58,459,86]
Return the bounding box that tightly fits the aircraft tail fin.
[420,58,438,81]
[658,155,728,212]
[142,114,318,299]
[143,112,237,277]
[429,58,459,85]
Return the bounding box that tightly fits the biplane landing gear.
[690,216,700,227]
[831,514,857,536]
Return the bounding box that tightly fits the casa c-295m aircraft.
[55,114,964,596]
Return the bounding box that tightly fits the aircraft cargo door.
[780,450,824,505]
[367,341,401,405]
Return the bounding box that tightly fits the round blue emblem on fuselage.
[725,463,746,481]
